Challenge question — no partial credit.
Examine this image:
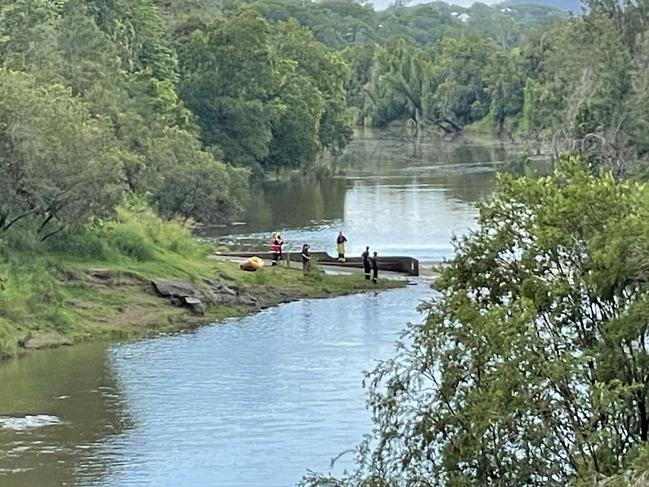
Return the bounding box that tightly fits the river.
[0,131,509,486]
[205,130,503,263]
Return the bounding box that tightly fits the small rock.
[88,268,111,280]
[217,272,236,283]
[204,279,237,297]
[151,280,198,299]
[216,284,237,297]
[184,297,206,315]
[219,294,240,306]
[150,279,218,306]
[238,293,259,307]
[19,333,72,350]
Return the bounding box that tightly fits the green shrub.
[104,225,156,261]
[46,308,74,333]
[45,230,110,260]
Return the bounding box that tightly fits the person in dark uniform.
[370,251,379,283]
[301,244,311,274]
[361,246,371,280]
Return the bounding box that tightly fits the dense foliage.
[162,0,566,50]
[0,0,249,235]
[177,11,352,171]
[302,157,649,486]
[161,0,648,176]
[330,0,649,170]
[0,0,598,238]
[0,0,355,239]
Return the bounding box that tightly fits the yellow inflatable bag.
[239,256,265,272]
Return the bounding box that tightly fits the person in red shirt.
[271,232,282,265]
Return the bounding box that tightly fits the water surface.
[207,130,503,262]
[1,286,431,486]
[0,131,508,486]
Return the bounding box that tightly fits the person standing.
[271,232,281,266]
[270,232,279,265]
[276,232,284,263]
[370,251,379,283]
[362,246,371,280]
[301,244,311,274]
[336,231,347,262]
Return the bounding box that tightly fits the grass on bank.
[0,202,401,359]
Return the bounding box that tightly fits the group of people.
[361,246,379,283]
[336,232,378,282]
[270,230,379,281]
[270,231,312,274]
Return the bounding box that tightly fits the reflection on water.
[0,414,61,431]
[0,343,129,486]
[0,285,432,487]
[206,130,504,262]
[91,285,432,486]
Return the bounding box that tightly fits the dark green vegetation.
[0,0,367,358]
[0,0,355,236]
[177,12,352,170]
[0,0,589,241]
[159,0,649,178]
[333,0,649,171]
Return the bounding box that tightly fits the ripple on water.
[0,415,61,431]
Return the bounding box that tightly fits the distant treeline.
[2,0,648,237]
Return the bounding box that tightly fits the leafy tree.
[272,19,352,155]
[340,42,379,125]
[0,0,62,71]
[0,70,123,239]
[302,156,649,486]
[178,9,287,167]
[179,11,352,170]
[376,39,432,132]
[87,0,177,82]
[625,34,649,160]
[265,75,325,170]
[487,50,524,136]
[521,77,546,141]
[429,36,496,130]
[152,129,249,224]
[1,1,247,229]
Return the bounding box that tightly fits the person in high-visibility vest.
[336,231,347,262]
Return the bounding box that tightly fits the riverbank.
[0,206,403,360]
